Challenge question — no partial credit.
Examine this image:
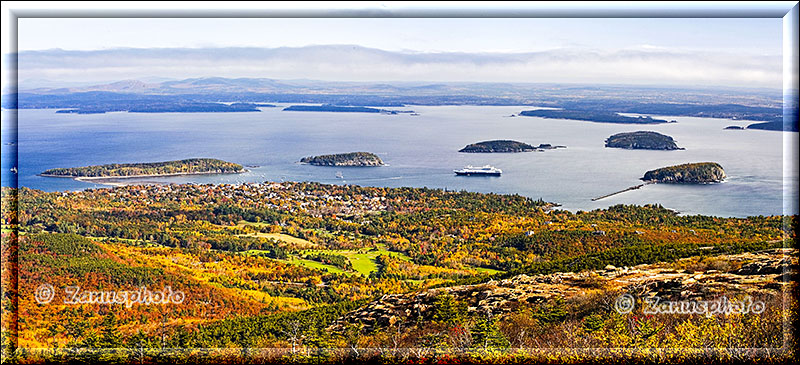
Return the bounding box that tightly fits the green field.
[247,244,414,277]
[470,266,504,275]
[243,249,354,275]
[296,244,412,276]
[236,220,502,277]
[248,244,504,278]
[282,255,353,275]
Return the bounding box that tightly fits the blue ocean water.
[1,106,797,218]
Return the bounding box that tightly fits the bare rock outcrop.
[332,248,796,332]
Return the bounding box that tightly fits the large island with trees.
[605,131,683,150]
[40,158,245,178]
[642,162,726,183]
[300,152,384,166]
[459,140,537,153]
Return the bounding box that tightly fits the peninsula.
[55,102,268,114]
[283,105,413,114]
[40,158,245,179]
[300,152,384,166]
[605,131,683,150]
[519,109,673,124]
[642,162,726,183]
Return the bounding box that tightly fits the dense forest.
[1,182,796,363]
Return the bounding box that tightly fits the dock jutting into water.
[592,181,655,201]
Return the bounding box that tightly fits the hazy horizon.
[7,17,786,90]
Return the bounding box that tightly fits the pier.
[592,181,655,201]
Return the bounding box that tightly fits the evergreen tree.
[99,312,123,348]
[471,314,509,349]
[432,293,467,326]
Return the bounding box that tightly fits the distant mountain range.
[15,76,780,106]
[20,76,515,97]
[3,76,796,131]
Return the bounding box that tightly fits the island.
[642,162,726,183]
[300,152,384,166]
[459,140,536,153]
[40,158,245,180]
[283,105,414,114]
[458,140,565,153]
[519,109,674,124]
[604,131,683,150]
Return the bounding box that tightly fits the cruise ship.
[454,165,502,176]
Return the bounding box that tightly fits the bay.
[1,106,796,218]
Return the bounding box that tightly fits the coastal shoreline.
[39,170,248,187]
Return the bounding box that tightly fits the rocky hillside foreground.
[333,248,796,332]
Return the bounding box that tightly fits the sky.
[14,18,782,54]
[2,4,793,89]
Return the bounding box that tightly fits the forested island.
[519,109,674,124]
[605,131,683,150]
[459,140,536,153]
[283,105,413,114]
[642,162,726,183]
[40,158,244,178]
[459,140,565,153]
[300,152,384,166]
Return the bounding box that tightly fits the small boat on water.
[335,171,344,179]
[454,165,502,176]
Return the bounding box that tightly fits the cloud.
[12,45,782,89]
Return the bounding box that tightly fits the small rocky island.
[300,152,384,166]
[642,162,726,183]
[459,140,565,153]
[605,131,683,150]
[40,158,244,178]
